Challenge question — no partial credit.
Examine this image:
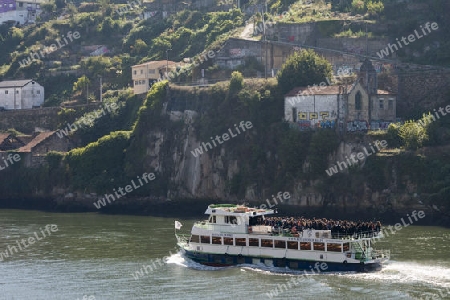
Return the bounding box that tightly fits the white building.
[0,79,44,110]
[0,0,43,25]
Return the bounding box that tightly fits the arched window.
[355,91,362,110]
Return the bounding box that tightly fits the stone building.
[284,59,396,132]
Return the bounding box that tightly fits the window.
[149,69,155,74]
[300,242,311,250]
[355,91,362,110]
[327,243,342,252]
[343,243,350,252]
[388,99,393,109]
[5,90,8,94]
[313,242,325,251]
[134,81,138,85]
[223,237,233,245]
[287,241,298,250]
[261,239,273,248]
[16,90,19,94]
[209,215,216,223]
[274,240,286,249]
[201,235,210,244]
[140,70,143,74]
[37,90,40,94]
[133,70,136,75]
[235,238,246,246]
[225,216,238,225]
[19,2,23,7]
[379,99,384,109]
[212,237,222,245]
[292,107,297,122]
[249,238,259,247]
[190,235,200,243]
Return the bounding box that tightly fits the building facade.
[0,79,44,110]
[284,59,396,132]
[131,60,177,94]
[0,0,43,25]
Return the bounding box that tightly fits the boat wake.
[165,251,231,271]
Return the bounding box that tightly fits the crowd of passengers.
[255,217,382,237]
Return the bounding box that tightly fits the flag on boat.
[175,221,183,230]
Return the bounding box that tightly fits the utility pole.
[99,76,102,102]
[166,48,172,80]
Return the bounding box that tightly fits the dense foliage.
[276,49,333,94]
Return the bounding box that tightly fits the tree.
[73,75,91,98]
[399,120,428,150]
[276,49,333,94]
[229,71,244,94]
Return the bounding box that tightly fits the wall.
[0,104,100,134]
[347,82,370,127]
[284,94,340,130]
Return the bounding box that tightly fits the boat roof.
[205,204,275,217]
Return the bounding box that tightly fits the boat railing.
[331,231,382,240]
[175,233,190,245]
[263,228,381,239]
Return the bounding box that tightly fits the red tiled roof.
[16,131,55,153]
[285,85,353,97]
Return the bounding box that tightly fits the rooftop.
[0,79,36,88]
[132,60,178,69]
[285,85,353,97]
[16,131,55,153]
[206,204,275,216]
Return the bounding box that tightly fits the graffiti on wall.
[371,121,391,130]
[295,111,337,130]
[295,120,312,130]
[347,120,368,132]
[317,120,335,129]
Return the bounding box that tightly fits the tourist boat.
[175,204,390,272]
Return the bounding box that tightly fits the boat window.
[224,237,233,245]
[212,237,222,245]
[274,240,286,249]
[287,241,298,250]
[209,215,216,223]
[201,236,211,244]
[313,242,325,251]
[343,243,350,252]
[249,238,259,247]
[190,235,200,243]
[225,216,238,224]
[315,232,320,238]
[327,243,342,252]
[235,238,246,246]
[261,239,273,248]
[300,242,311,250]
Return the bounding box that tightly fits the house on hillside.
[0,79,44,110]
[284,59,396,132]
[131,60,178,94]
[0,133,27,150]
[14,131,71,167]
[0,0,43,25]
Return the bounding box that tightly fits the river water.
[0,209,449,300]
